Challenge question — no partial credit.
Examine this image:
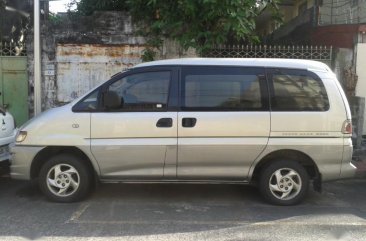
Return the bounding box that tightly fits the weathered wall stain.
[56,43,145,102]
[26,11,196,114]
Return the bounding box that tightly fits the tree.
[0,0,5,10]
[72,0,281,55]
[69,0,129,16]
[0,0,31,46]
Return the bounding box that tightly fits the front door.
[177,66,270,180]
[91,69,178,180]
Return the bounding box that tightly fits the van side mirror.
[103,91,122,110]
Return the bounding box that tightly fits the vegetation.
[0,0,5,10]
[0,0,30,45]
[70,0,281,58]
[69,0,129,16]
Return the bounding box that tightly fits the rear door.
[177,66,270,180]
[90,68,179,180]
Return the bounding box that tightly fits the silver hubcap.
[269,168,302,200]
[46,164,80,197]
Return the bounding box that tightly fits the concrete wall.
[27,11,196,114]
[56,44,146,103]
[332,48,354,86]
[356,43,366,134]
[319,0,366,25]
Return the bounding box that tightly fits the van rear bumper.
[340,139,356,179]
[340,161,357,179]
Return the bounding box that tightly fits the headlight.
[16,131,27,143]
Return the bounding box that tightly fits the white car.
[0,106,17,164]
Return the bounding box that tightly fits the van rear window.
[270,69,329,111]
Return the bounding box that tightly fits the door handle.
[182,118,197,128]
[156,118,173,128]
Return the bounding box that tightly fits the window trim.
[179,66,269,112]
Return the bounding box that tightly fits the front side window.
[181,67,265,111]
[106,71,171,111]
[270,69,329,111]
[72,89,100,112]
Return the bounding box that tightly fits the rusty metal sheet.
[56,44,146,103]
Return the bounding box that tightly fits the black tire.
[39,154,92,203]
[259,160,309,206]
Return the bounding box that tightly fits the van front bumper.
[10,145,44,180]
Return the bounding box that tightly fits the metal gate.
[0,43,28,126]
[202,45,333,67]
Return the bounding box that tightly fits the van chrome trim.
[270,132,343,138]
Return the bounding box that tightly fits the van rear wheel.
[259,160,309,206]
[39,154,92,203]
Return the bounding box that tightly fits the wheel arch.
[250,149,320,183]
[30,146,98,180]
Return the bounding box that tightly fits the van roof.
[134,58,330,72]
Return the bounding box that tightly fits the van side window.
[181,67,265,111]
[270,69,329,111]
[72,89,100,112]
[106,71,171,111]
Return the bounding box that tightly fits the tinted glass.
[181,67,264,111]
[73,89,99,112]
[107,71,170,111]
[271,69,329,111]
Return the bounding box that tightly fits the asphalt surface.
[1,174,366,241]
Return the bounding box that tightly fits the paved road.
[1,175,366,241]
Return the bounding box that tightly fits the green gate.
[0,43,28,127]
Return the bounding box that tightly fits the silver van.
[10,58,356,205]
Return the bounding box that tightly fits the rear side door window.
[268,69,329,111]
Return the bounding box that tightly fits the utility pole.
[34,0,41,115]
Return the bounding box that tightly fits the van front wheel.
[259,160,309,205]
[39,154,92,202]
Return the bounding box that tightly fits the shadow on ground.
[1,173,366,240]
